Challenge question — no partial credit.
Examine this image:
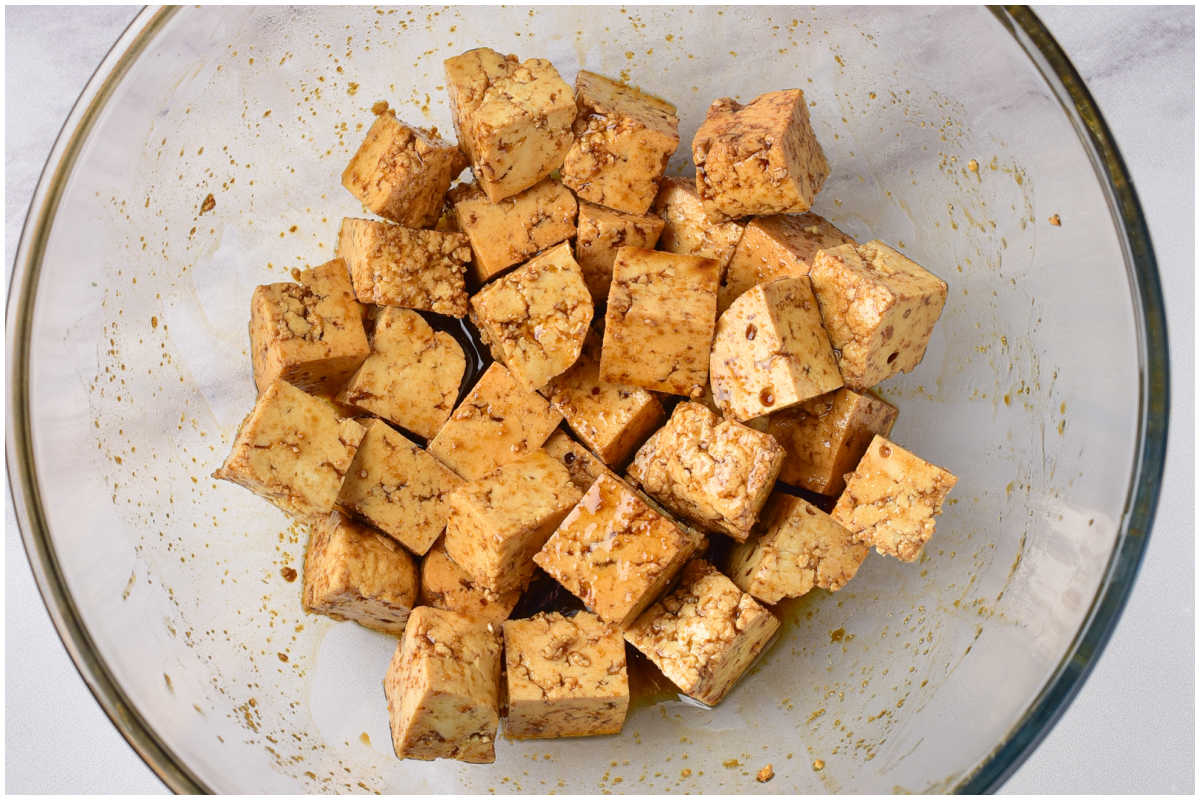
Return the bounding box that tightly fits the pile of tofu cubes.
[215,46,957,764]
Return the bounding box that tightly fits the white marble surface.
[4,6,1193,794]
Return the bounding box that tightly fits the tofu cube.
[541,429,611,492]
[600,247,720,397]
[652,177,745,271]
[302,510,419,635]
[337,218,471,317]
[444,450,582,593]
[709,277,843,421]
[503,611,630,739]
[727,494,867,604]
[469,242,593,391]
[624,559,779,706]
[214,379,366,522]
[719,212,854,313]
[385,606,501,763]
[574,201,665,302]
[419,539,521,626]
[451,180,578,283]
[341,111,468,228]
[831,435,957,562]
[561,71,680,215]
[766,387,898,495]
[444,47,576,202]
[428,362,562,480]
[627,402,784,541]
[808,241,949,390]
[534,472,704,627]
[337,419,464,556]
[341,308,466,439]
[249,258,370,395]
[692,90,829,221]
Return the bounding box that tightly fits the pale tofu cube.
[574,201,665,302]
[444,48,576,202]
[624,559,779,706]
[419,538,521,626]
[503,611,629,739]
[627,402,783,541]
[600,247,720,397]
[709,277,843,421]
[214,379,366,522]
[385,607,501,763]
[809,241,949,390]
[652,177,745,271]
[831,435,957,562]
[561,71,680,215]
[249,258,370,395]
[692,89,829,221]
[451,180,578,283]
[541,429,612,492]
[337,218,471,317]
[302,510,419,635]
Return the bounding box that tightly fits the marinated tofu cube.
[428,363,562,480]
[831,435,956,562]
[709,277,843,421]
[652,177,745,271]
[627,402,783,541]
[302,510,419,635]
[214,379,366,522]
[419,538,521,626]
[534,472,704,627]
[444,47,576,202]
[385,606,502,763]
[503,611,630,739]
[574,201,665,303]
[341,111,468,228]
[727,494,867,604]
[808,241,949,390]
[541,429,611,492]
[469,242,593,391]
[692,89,829,221]
[249,258,370,395]
[561,71,680,215]
[624,559,779,706]
[451,180,578,283]
[337,419,464,556]
[719,212,854,313]
[600,247,720,397]
[337,218,471,317]
[341,308,466,439]
[766,388,898,495]
[444,450,582,593]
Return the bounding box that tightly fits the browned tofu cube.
[451,180,578,283]
[385,607,501,763]
[766,388,898,496]
[600,247,720,397]
[443,450,582,593]
[214,379,366,522]
[709,277,843,421]
[444,47,576,202]
[469,242,593,391]
[341,308,466,439]
[428,362,562,480]
[249,258,370,395]
[692,89,829,221]
[727,494,867,604]
[628,402,783,541]
[419,538,521,626]
[561,71,680,215]
[809,241,949,390]
[302,510,419,635]
[541,429,611,491]
[336,419,464,556]
[503,611,629,739]
[341,111,468,228]
[337,218,471,317]
[624,559,779,706]
[831,435,957,562]
[652,176,745,271]
[574,201,665,303]
[534,472,704,627]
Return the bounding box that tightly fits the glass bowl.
[7,6,1167,793]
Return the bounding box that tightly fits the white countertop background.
[4,6,1194,794]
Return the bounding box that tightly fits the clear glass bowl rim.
[5,6,1170,794]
